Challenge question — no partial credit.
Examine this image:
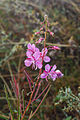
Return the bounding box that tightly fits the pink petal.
[31,44,35,51]
[48,46,60,50]
[52,74,57,81]
[35,48,40,52]
[26,51,32,58]
[52,46,60,50]
[41,72,48,78]
[24,59,32,67]
[49,72,57,81]
[56,70,63,78]
[51,65,57,72]
[45,64,51,72]
[33,52,40,60]
[35,32,41,35]
[40,27,43,31]
[27,43,32,49]
[50,32,54,36]
[44,56,50,62]
[41,48,48,56]
[36,60,42,69]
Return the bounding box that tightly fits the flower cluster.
[41,64,63,81]
[24,43,50,70]
[24,15,63,81]
[24,43,63,81]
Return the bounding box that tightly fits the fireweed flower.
[50,32,54,36]
[35,32,41,35]
[47,29,54,36]
[48,46,60,50]
[26,43,40,57]
[25,51,42,69]
[25,44,50,69]
[41,64,63,81]
[40,27,44,31]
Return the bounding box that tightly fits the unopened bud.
[44,14,48,21]
[35,32,41,35]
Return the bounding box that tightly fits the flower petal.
[24,59,32,67]
[36,60,42,69]
[45,64,51,72]
[35,48,40,52]
[52,46,60,50]
[56,70,63,78]
[51,65,57,72]
[41,72,48,78]
[50,73,57,81]
[31,44,35,52]
[27,43,32,49]
[33,52,40,60]
[44,56,50,62]
[41,48,48,56]
[26,51,32,58]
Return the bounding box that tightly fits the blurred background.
[0,0,80,120]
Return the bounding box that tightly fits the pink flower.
[41,64,51,81]
[50,32,54,36]
[25,51,42,69]
[49,46,60,50]
[35,32,41,35]
[55,70,63,78]
[47,29,54,36]
[26,43,40,57]
[41,64,63,81]
[49,65,63,81]
[36,37,44,44]
[25,44,51,70]
[40,27,44,31]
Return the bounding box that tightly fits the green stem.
[4,85,14,120]
[44,19,47,48]
[22,89,25,112]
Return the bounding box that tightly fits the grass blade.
[4,85,14,120]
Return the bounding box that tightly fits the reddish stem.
[32,80,42,102]
[28,85,51,120]
[32,83,49,103]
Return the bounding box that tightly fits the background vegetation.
[0,0,80,120]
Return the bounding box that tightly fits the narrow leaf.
[4,85,14,120]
